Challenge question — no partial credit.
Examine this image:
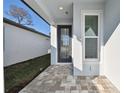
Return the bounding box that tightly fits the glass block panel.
[85,16,98,36]
[85,38,98,58]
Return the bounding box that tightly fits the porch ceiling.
[23,0,105,25]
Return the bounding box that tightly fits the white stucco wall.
[73,2,104,76]
[4,23,50,66]
[103,0,120,90]
[51,25,57,65]
[104,24,120,90]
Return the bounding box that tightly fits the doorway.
[57,25,72,63]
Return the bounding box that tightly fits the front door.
[57,25,72,63]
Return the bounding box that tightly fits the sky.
[3,0,50,36]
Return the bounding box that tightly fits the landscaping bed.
[4,54,50,93]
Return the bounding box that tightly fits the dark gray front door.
[57,25,72,63]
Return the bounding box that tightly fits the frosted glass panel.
[60,28,71,62]
[85,16,98,36]
[85,38,97,58]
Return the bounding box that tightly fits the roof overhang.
[22,0,105,26]
[22,0,55,25]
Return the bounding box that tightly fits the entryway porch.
[19,64,119,93]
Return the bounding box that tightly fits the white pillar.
[50,25,57,65]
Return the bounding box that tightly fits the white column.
[50,25,57,64]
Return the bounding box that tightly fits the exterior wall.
[4,23,50,66]
[104,0,120,44]
[103,0,120,90]
[73,2,104,75]
[50,3,120,90]
[55,19,73,25]
[104,25,120,90]
[51,25,57,64]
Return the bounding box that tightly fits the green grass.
[4,54,50,93]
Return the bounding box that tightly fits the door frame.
[81,10,103,62]
[57,25,72,63]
